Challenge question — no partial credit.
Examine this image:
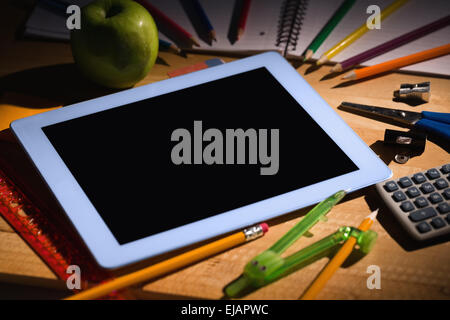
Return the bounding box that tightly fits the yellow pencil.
[64,223,268,300]
[317,0,409,65]
[300,209,378,300]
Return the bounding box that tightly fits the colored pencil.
[342,43,450,80]
[236,0,252,41]
[65,223,269,300]
[332,15,450,72]
[317,0,409,65]
[300,210,378,300]
[159,39,182,55]
[190,0,216,42]
[136,0,200,47]
[303,0,356,61]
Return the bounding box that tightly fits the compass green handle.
[269,190,346,254]
[224,226,378,298]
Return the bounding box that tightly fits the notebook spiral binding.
[276,0,309,56]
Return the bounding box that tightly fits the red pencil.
[136,0,200,47]
[237,0,251,41]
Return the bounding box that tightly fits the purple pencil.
[331,15,450,72]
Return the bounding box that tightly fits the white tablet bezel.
[11,52,391,269]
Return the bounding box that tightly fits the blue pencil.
[190,0,216,42]
[159,39,182,55]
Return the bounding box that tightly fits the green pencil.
[303,0,356,61]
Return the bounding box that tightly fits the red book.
[0,129,129,299]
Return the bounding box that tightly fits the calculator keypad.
[414,197,428,208]
[398,177,413,188]
[434,178,448,190]
[444,189,450,200]
[426,169,441,180]
[400,201,414,212]
[406,187,420,198]
[441,164,450,174]
[377,164,450,241]
[412,173,427,184]
[420,183,435,194]
[437,202,450,214]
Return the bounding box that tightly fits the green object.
[269,190,346,255]
[224,190,378,298]
[304,0,356,56]
[224,190,346,297]
[71,0,159,89]
[225,226,378,298]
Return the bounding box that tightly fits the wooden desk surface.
[0,2,449,299]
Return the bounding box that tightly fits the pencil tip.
[191,37,201,47]
[304,50,313,61]
[367,209,379,220]
[237,28,244,39]
[209,30,217,42]
[169,45,182,55]
[342,71,355,80]
[331,64,342,73]
[316,55,328,66]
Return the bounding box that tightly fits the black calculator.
[376,164,450,241]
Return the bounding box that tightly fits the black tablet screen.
[43,67,358,244]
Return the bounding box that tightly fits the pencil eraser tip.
[260,223,269,234]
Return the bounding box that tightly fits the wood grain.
[0,1,448,299]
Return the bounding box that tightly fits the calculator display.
[42,67,358,245]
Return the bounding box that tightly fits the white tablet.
[11,52,391,269]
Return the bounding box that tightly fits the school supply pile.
[25,0,450,75]
[224,191,379,299]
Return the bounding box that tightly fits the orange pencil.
[65,223,268,300]
[300,209,378,300]
[343,43,450,80]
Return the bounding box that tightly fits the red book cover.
[0,129,128,299]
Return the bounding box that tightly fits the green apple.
[71,0,159,89]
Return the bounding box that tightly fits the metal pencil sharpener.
[393,81,430,103]
[383,129,426,164]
